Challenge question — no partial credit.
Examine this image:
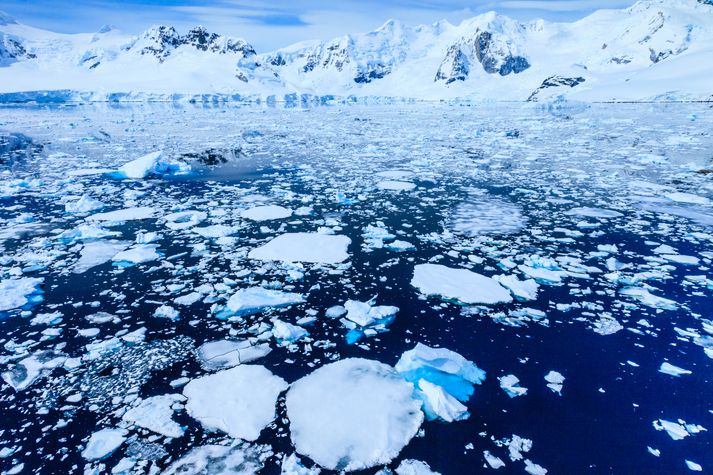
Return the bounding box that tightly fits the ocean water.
[0,102,711,474]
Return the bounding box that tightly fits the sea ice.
[248,233,351,264]
[272,318,309,345]
[87,206,157,223]
[343,298,399,327]
[111,244,161,266]
[81,428,126,461]
[395,459,441,475]
[417,378,469,422]
[65,195,105,214]
[499,374,528,398]
[224,287,305,318]
[286,358,423,471]
[544,371,565,395]
[376,180,416,191]
[162,442,270,474]
[565,207,623,219]
[183,365,287,440]
[659,362,692,377]
[153,305,180,321]
[494,274,539,301]
[411,264,512,305]
[241,205,292,221]
[197,340,272,370]
[620,287,677,310]
[73,240,130,273]
[449,198,525,236]
[113,151,187,179]
[122,393,186,438]
[0,277,43,312]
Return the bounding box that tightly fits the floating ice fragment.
[344,298,398,327]
[484,451,506,469]
[620,287,677,310]
[193,224,239,238]
[664,192,711,205]
[65,195,105,214]
[524,459,548,475]
[591,315,623,335]
[74,240,131,273]
[272,318,309,345]
[249,233,351,264]
[111,151,188,179]
[653,419,706,440]
[494,274,539,301]
[286,358,423,472]
[82,428,126,461]
[395,459,441,475]
[449,198,525,236]
[565,207,623,219]
[1,350,66,391]
[499,374,528,398]
[281,453,321,475]
[0,277,43,312]
[241,205,292,221]
[153,305,179,321]
[411,264,512,305]
[686,460,703,472]
[659,362,692,377]
[112,244,161,266]
[417,378,469,422]
[122,393,186,438]
[163,442,270,474]
[544,371,565,395]
[661,254,700,265]
[224,287,305,318]
[163,210,207,230]
[183,365,288,441]
[197,340,272,370]
[396,343,486,404]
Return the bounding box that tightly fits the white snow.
[376,180,416,191]
[272,318,309,344]
[286,358,423,471]
[248,233,351,264]
[344,298,399,327]
[87,206,157,223]
[395,459,441,475]
[65,194,105,213]
[122,393,186,438]
[544,371,565,395]
[183,365,288,441]
[411,264,512,305]
[81,428,126,461]
[111,244,160,265]
[241,205,292,221]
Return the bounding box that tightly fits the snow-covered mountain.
[0,0,711,102]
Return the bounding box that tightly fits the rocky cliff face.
[135,25,256,62]
[435,29,530,84]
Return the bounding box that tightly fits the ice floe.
[222,287,305,318]
[411,264,512,305]
[241,205,293,221]
[0,277,43,312]
[248,233,351,264]
[122,393,186,438]
[184,365,288,440]
[286,358,423,471]
[197,339,272,370]
[81,428,126,461]
[499,374,528,398]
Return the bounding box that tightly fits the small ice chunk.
[225,287,304,317]
[249,233,351,264]
[81,428,126,461]
[286,358,423,471]
[494,274,539,301]
[686,460,703,472]
[411,264,512,305]
[65,195,105,214]
[344,298,399,327]
[417,378,468,422]
[565,207,622,218]
[272,319,308,344]
[153,305,180,321]
[325,305,346,318]
[281,453,321,475]
[499,374,528,398]
[377,180,416,191]
[197,340,272,370]
[183,365,288,441]
[122,394,186,438]
[659,362,692,377]
[524,459,548,475]
[620,287,677,310]
[484,451,506,469]
[544,371,565,395]
[395,459,440,475]
[163,442,270,474]
[112,244,160,265]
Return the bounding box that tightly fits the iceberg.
[111,151,189,179]
[411,264,512,305]
[286,358,423,471]
[272,318,309,345]
[183,365,288,441]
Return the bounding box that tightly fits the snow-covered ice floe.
[218,287,305,319]
[411,264,512,305]
[248,232,351,264]
[286,358,423,471]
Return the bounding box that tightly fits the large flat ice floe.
[183,365,288,441]
[248,233,351,264]
[86,206,157,223]
[122,393,186,438]
[240,205,293,221]
[411,264,512,305]
[286,358,423,471]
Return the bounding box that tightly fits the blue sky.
[0,0,635,51]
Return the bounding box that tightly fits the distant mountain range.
[1,0,712,103]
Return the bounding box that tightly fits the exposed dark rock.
[527,75,586,101]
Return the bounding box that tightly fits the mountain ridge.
[0,0,711,103]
